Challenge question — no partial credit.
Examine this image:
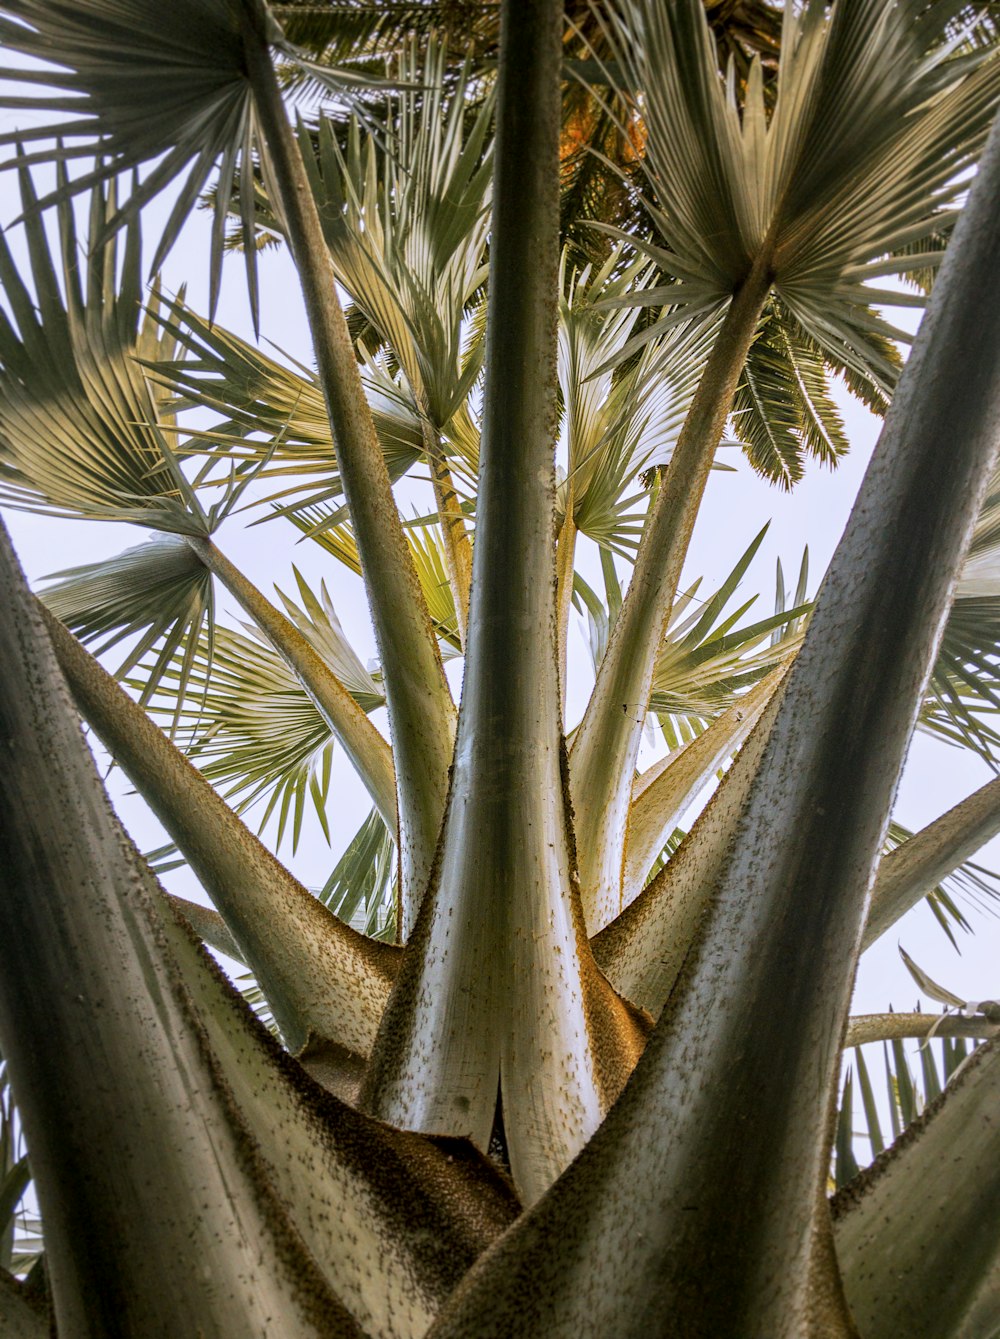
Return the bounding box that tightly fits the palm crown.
[1,1,1000,1336]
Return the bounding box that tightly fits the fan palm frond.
[574,526,805,744]
[0,170,210,534]
[318,806,397,941]
[920,462,1000,760]
[649,526,806,728]
[730,299,852,488]
[144,622,335,853]
[558,248,715,556]
[0,0,397,318]
[139,569,383,852]
[147,296,424,518]
[597,0,1000,393]
[40,536,214,728]
[297,37,493,430]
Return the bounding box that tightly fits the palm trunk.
[593,684,785,1016]
[570,261,773,929]
[0,1275,47,1339]
[186,533,398,835]
[241,15,455,929]
[167,892,245,962]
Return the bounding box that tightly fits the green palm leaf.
[147,296,424,519]
[318,807,397,942]
[404,520,461,653]
[558,249,713,556]
[0,0,395,318]
[573,526,806,746]
[288,504,463,652]
[883,819,1000,949]
[138,564,383,851]
[730,300,851,488]
[275,567,385,711]
[145,622,335,853]
[0,171,210,534]
[598,0,1000,392]
[649,533,807,730]
[40,536,214,728]
[920,462,1000,759]
[296,37,493,429]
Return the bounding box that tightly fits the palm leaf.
[649,526,807,727]
[147,296,424,518]
[558,249,713,556]
[0,171,210,534]
[920,461,1000,759]
[40,535,214,728]
[143,623,335,853]
[883,820,1000,950]
[275,567,385,711]
[288,503,463,651]
[595,0,1000,396]
[318,807,397,942]
[730,300,851,488]
[404,521,461,653]
[0,0,396,319]
[139,565,384,852]
[294,37,494,429]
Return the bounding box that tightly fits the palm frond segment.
[558,249,711,557]
[920,461,1000,760]
[146,296,424,521]
[730,299,853,488]
[0,171,210,534]
[602,0,1000,389]
[141,566,384,853]
[0,0,398,315]
[144,621,335,854]
[40,536,214,725]
[319,807,397,942]
[297,37,493,431]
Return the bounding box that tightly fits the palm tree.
[2,0,1000,1333]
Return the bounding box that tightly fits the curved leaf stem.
[41,603,399,1061]
[242,19,455,926]
[863,773,1000,950]
[570,257,774,930]
[422,419,473,649]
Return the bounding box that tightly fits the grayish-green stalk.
[359,0,647,1205]
[42,604,398,1064]
[0,523,357,1338]
[241,12,456,931]
[570,261,774,930]
[863,772,1000,948]
[834,1037,1000,1339]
